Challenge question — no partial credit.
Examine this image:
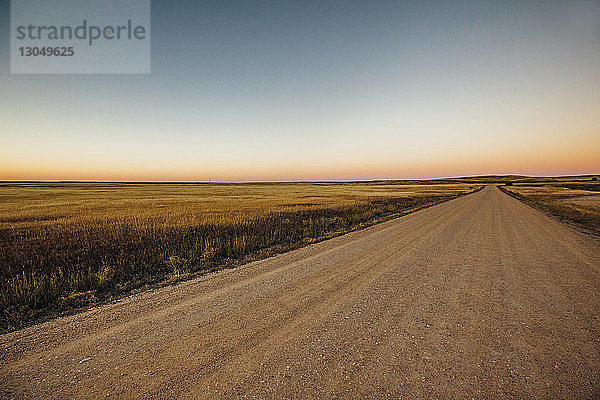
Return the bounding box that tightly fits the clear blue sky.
[1,0,599,181]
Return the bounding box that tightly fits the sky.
[1,0,599,181]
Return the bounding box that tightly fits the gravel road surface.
[2,186,599,399]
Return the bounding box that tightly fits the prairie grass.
[0,181,478,331]
[500,178,600,235]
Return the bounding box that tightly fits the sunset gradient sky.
[1,1,599,181]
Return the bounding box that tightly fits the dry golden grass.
[0,181,479,331]
[0,182,474,229]
[500,178,600,235]
[561,195,600,212]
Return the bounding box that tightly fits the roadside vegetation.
[0,181,480,331]
[499,177,600,235]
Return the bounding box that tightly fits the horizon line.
[1,173,598,185]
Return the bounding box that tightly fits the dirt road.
[2,186,599,399]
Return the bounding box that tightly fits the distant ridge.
[0,174,598,185]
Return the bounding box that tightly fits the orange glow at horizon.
[2,116,599,181]
[2,143,598,182]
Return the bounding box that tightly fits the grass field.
[499,176,600,235]
[0,181,480,331]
